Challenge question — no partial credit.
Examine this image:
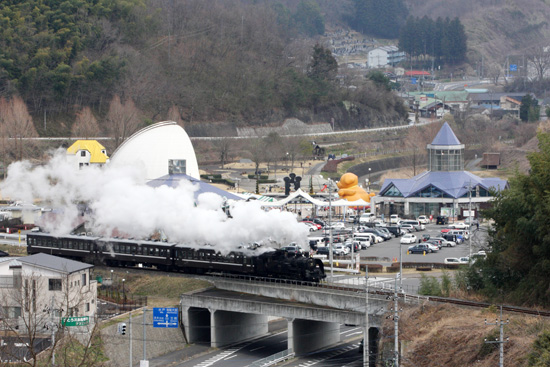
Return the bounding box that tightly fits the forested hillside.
[0,0,407,140]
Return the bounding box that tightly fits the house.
[66,140,109,170]
[367,46,405,68]
[0,253,97,335]
[480,153,501,170]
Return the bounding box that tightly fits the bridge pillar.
[211,310,268,348]
[181,306,211,344]
[289,319,340,355]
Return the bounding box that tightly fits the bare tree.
[71,107,101,139]
[486,62,502,85]
[246,137,267,194]
[527,45,550,81]
[0,96,38,162]
[0,265,103,367]
[106,95,142,149]
[212,137,233,169]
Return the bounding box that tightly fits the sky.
[1,149,308,253]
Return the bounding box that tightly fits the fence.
[97,286,147,318]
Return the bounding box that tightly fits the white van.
[359,213,376,224]
[353,236,371,249]
[390,214,400,224]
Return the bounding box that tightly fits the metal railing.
[247,349,294,367]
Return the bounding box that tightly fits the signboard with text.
[62,316,89,327]
[153,307,178,328]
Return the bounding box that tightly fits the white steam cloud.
[1,149,308,253]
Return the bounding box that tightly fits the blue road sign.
[411,77,417,84]
[510,64,518,71]
[153,307,179,328]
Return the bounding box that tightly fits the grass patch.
[0,243,28,257]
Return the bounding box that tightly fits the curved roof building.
[110,121,200,181]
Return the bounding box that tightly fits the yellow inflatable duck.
[337,172,375,202]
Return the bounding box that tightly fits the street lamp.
[235,178,240,193]
[367,168,371,192]
[122,278,126,310]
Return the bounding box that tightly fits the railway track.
[96,267,550,318]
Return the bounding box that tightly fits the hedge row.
[248,175,269,180]
[200,174,222,179]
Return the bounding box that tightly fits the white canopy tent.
[258,189,371,209]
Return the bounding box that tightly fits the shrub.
[418,274,442,296]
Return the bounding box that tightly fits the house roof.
[146,174,243,201]
[379,170,508,199]
[18,253,93,274]
[404,70,431,76]
[67,140,109,164]
[430,122,461,145]
[481,153,501,167]
[468,92,534,102]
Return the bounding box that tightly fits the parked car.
[353,236,371,249]
[302,220,322,230]
[426,239,442,249]
[399,219,425,231]
[407,243,432,254]
[344,241,360,252]
[354,232,382,244]
[400,223,415,233]
[417,215,429,224]
[425,242,440,252]
[390,214,401,224]
[400,233,417,244]
[448,222,469,230]
[301,222,317,232]
[459,257,470,264]
[311,218,326,227]
[377,227,393,238]
[280,245,304,255]
[333,244,349,255]
[359,213,376,224]
[444,257,461,264]
[421,234,431,242]
[430,237,456,247]
[436,216,449,225]
[316,247,330,256]
[386,226,403,237]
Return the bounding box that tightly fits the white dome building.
[110,121,200,181]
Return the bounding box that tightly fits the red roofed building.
[404,70,431,77]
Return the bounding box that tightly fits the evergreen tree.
[480,132,550,306]
[293,0,325,36]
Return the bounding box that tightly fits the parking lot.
[308,221,489,266]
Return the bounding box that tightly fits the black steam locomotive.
[26,232,326,283]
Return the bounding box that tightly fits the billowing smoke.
[1,149,308,253]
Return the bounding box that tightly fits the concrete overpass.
[180,279,389,363]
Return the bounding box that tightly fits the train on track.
[26,232,326,283]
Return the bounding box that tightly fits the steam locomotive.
[26,232,326,283]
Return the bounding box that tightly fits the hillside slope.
[393,303,545,367]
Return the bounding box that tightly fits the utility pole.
[328,179,334,280]
[363,268,369,367]
[50,296,55,367]
[392,277,401,367]
[129,311,133,367]
[484,306,509,367]
[468,180,472,261]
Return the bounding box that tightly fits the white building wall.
[368,49,388,68]
[0,262,97,332]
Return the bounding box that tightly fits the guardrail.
[247,349,294,367]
